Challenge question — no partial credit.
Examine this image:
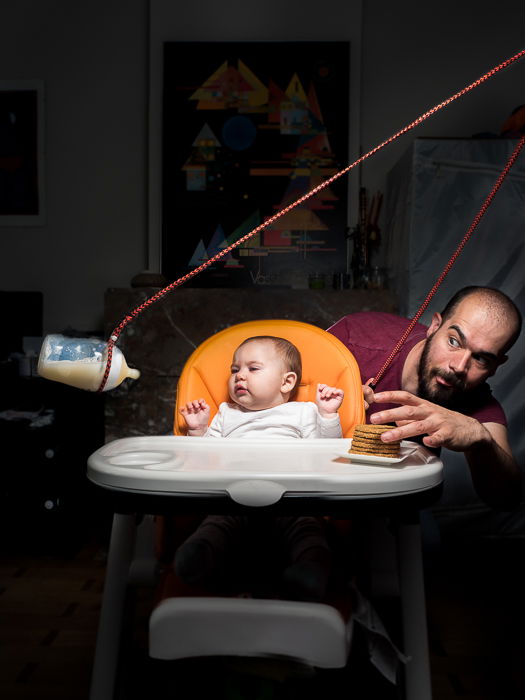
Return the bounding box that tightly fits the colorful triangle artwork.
[206,224,240,267]
[268,79,287,123]
[188,239,209,267]
[192,123,221,147]
[189,61,228,107]
[225,210,262,249]
[297,132,333,157]
[285,73,308,105]
[206,224,227,257]
[190,60,265,110]
[266,208,328,231]
[238,60,269,107]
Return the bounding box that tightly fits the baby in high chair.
[177,335,345,601]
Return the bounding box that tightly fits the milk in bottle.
[37,334,140,391]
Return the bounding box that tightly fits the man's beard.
[417,334,467,410]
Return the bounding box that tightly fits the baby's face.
[228,340,294,411]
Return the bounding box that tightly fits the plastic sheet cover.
[385,138,525,536]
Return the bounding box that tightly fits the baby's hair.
[237,336,302,398]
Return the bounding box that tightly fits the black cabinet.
[0,373,106,552]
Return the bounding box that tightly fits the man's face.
[417,295,509,408]
[417,331,467,408]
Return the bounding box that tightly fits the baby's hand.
[180,399,210,435]
[316,383,344,417]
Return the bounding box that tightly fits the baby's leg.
[174,515,247,589]
[275,516,332,602]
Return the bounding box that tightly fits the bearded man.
[328,286,522,509]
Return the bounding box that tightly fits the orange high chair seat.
[173,319,365,436]
[149,320,364,669]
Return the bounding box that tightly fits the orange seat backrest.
[174,319,364,438]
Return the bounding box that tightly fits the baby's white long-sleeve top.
[205,401,342,439]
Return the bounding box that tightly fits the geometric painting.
[162,42,350,287]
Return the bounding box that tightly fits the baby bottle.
[37,334,140,392]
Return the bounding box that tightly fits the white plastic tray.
[88,436,442,506]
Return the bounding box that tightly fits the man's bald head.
[440,287,522,354]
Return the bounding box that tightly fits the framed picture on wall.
[0,80,45,226]
[162,41,350,288]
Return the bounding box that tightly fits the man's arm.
[369,390,523,510]
[463,421,522,511]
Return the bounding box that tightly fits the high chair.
[151,320,364,674]
[88,320,443,700]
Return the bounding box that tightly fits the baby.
[181,334,344,439]
[176,335,345,601]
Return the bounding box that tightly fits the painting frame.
[161,41,350,288]
[0,80,46,226]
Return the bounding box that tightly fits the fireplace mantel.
[104,287,397,441]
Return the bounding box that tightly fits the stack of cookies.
[349,424,401,458]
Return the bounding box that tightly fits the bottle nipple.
[111,354,140,390]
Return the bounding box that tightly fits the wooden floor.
[1,515,525,700]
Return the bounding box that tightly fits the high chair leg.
[397,516,432,700]
[89,513,136,700]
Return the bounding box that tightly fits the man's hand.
[369,389,489,451]
[180,398,210,436]
[369,389,522,510]
[363,378,375,411]
[316,383,344,417]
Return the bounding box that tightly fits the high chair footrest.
[149,597,352,668]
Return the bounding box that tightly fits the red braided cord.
[370,133,525,389]
[98,49,525,391]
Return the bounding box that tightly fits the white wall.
[0,1,147,334]
[1,0,525,334]
[360,3,525,199]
